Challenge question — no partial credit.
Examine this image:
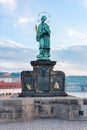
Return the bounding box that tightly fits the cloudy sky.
[0,0,87,75]
[0,0,87,49]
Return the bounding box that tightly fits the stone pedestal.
[19,60,67,97]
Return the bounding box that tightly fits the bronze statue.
[35,15,51,59]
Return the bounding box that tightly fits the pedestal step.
[19,91,68,97]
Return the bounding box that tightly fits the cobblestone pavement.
[0,119,87,130]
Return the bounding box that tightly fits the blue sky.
[0,0,87,49]
[0,0,87,75]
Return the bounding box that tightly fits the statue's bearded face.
[41,16,47,23]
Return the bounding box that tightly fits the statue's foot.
[37,54,43,58]
[42,55,49,60]
[44,54,50,58]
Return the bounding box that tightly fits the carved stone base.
[19,60,67,97]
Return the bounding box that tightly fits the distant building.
[12,77,21,82]
[0,75,21,82]
[0,81,22,95]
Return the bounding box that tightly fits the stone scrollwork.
[39,67,48,77]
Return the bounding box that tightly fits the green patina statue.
[35,15,51,59]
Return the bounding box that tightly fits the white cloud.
[18,17,29,23]
[54,62,87,76]
[68,29,85,38]
[18,17,35,24]
[0,61,32,72]
[83,0,87,7]
[0,0,16,10]
[0,36,27,48]
[5,39,26,48]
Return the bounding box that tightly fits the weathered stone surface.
[0,97,87,123]
[34,97,80,120]
[0,98,34,123]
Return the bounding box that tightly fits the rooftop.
[0,81,21,89]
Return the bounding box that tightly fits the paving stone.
[0,119,87,130]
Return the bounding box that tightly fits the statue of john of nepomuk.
[35,15,51,59]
